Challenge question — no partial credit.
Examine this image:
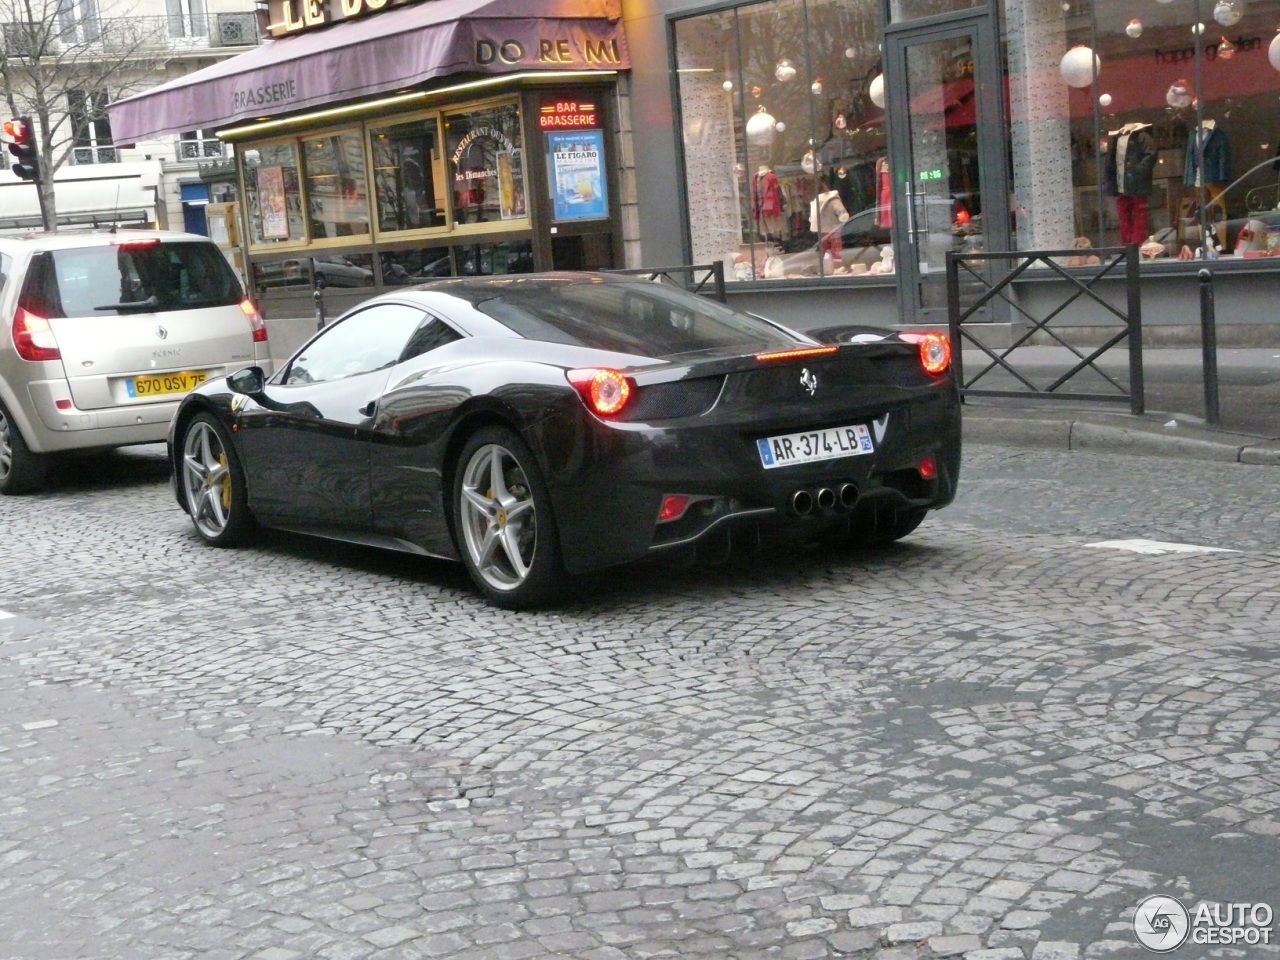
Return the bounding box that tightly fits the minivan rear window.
[20,241,243,319]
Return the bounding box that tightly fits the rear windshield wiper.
[94,294,160,312]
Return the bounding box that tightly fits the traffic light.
[4,117,41,182]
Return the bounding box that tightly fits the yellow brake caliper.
[218,453,231,511]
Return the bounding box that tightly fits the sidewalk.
[960,346,1280,465]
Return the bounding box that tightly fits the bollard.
[314,288,326,331]
[1198,268,1220,428]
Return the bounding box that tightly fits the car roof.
[0,228,213,251]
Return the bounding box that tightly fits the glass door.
[884,16,1008,325]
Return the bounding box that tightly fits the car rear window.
[474,280,806,359]
[20,240,243,319]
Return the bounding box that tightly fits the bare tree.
[0,0,168,229]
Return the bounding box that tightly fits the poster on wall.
[548,130,608,222]
[257,165,288,239]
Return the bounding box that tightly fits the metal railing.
[1,11,259,58]
[946,246,1144,416]
[607,262,727,303]
[177,139,229,161]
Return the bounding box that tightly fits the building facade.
[106,0,1280,336]
[631,0,1280,334]
[0,0,261,233]
[107,0,633,319]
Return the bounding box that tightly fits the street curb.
[964,412,1280,465]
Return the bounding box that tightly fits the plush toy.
[1067,236,1101,267]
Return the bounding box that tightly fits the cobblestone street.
[1,443,1278,960]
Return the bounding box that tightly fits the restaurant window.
[379,246,454,284]
[454,238,535,276]
[674,0,889,282]
[444,102,528,226]
[242,142,306,246]
[371,117,448,234]
[303,132,371,240]
[1003,0,1280,261]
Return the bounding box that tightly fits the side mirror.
[228,365,266,396]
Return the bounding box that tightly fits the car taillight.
[12,307,60,362]
[918,455,937,480]
[658,495,692,523]
[241,298,268,343]
[899,332,952,375]
[566,368,633,417]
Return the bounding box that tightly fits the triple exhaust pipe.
[790,483,859,516]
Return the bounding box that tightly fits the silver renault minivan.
[0,229,272,493]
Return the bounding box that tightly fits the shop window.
[251,253,373,291]
[674,0,888,282]
[242,143,306,246]
[444,103,528,225]
[1004,0,1280,262]
[303,132,371,239]
[888,0,984,22]
[371,118,448,233]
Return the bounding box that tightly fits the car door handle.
[359,400,376,417]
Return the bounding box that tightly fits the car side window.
[398,314,463,364]
[285,303,427,385]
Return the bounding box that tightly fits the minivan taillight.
[12,307,60,362]
[241,298,268,343]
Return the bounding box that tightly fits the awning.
[107,0,629,145]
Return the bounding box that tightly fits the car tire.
[0,400,46,495]
[451,426,565,609]
[178,412,254,547]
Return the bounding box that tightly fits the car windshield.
[22,241,243,319]
[474,280,807,359]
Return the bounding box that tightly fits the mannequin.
[1186,119,1231,190]
[752,165,784,240]
[1104,122,1156,246]
[834,165,859,218]
[810,188,850,257]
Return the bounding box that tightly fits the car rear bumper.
[531,386,962,575]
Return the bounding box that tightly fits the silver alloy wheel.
[182,420,233,539]
[0,409,12,483]
[458,442,537,591]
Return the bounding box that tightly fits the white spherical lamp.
[1270,30,1280,72]
[1099,93,1112,107]
[869,73,886,108]
[1060,46,1099,88]
[746,106,777,146]
[1213,0,1243,27]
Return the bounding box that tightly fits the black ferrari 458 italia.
[169,273,961,607]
